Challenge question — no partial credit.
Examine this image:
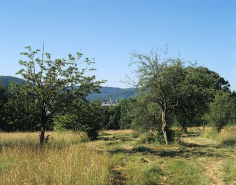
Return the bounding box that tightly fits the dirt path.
[201,160,226,185]
[183,135,226,185]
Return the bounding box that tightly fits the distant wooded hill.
[0,76,26,87]
[86,87,137,101]
[0,76,137,101]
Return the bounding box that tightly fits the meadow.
[0,127,236,185]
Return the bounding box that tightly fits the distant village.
[101,98,118,107]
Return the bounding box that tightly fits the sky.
[0,0,235,90]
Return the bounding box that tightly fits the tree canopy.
[127,49,231,144]
[6,46,105,144]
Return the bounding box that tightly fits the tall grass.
[0,132,113,185]
[201,126,236,147]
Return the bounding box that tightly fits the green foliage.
[101,98,135,130]
[54,101,104,140]
[6,46,104,143]
[119,98,135,129]
[128,94,161,132]
[173,66,228,131]
[107,105,121,129]
[229,91,236,125]
[4,82,42,131]
[0,80,8,131]
[204,90,232,132]
[128,49,188,144]
[127,49,232,144]
[53,115,76,132]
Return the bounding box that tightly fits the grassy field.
[0,127,236,185]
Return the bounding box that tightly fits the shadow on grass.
[180,142,209,148]
[98,136,135,142]
[99,132,112,136]
[107,142,226,159]
[175,132,200,138]
[220,139,236,147]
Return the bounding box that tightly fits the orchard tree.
[177,66,230,132]
[128,49,187,144]
[129,93,162,133]
[119,98,135,129]
[9,46,105,144]
[173,66,229,132]
[204,90,232,132]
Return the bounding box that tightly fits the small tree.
[204,90,232,132]
[54,100,104,140]
[9,46,105,144]
[119,98,135,129]
[128,49,187,144]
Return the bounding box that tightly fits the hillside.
[0,76,26,88]
[0,76,136,100]
[86,87,137,101]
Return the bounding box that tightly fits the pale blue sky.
[0,0,235,90]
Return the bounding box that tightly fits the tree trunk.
[161,110,169,145]
[40,113,46,145]
[40,125,45,144]
[181,125,188,133]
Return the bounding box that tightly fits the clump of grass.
[221,159,236,184]
[131,131,140,138]
[111,153,162,185]
[125,157,162,185]
[138,133,157,144]
[163,158,210,185]
[201,126,236,147]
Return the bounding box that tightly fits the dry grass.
[100,129,133,135]
[1,128,236,185]
[201,126,236,146]
[0,131,113,185]
[0,131,89,147]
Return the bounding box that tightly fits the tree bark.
[181,125,188,133]
[161,110,169,145]
[40,125,45,144]
[40,112,46,145]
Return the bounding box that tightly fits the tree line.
[0,47,236,145]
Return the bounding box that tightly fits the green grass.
[163,158,209,185]
[0,161,14,175]
[221,159,236,184]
